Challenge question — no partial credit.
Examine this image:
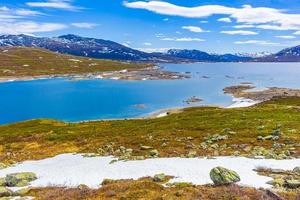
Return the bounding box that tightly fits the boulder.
[210,167,240,185]
[284,180,300,189]
[140,145,153,150]
[0,187,13,197]
[293,166,300,175]
[5,172,37,187]
[153,173,166,182]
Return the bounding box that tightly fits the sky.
[2,0,300,54]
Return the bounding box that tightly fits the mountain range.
[0,34,300,62]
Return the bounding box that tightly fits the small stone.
[0,178,5,187]
[292,166,300,175]
[257,136,264,141]
[263,135,274,140]
[210,167,240,185]
[140,146,153,150]
[102,179,115,185]
[78,184,89,190]
[284,180,300,189]
[187,150,197,158]
[14,187,31,196]
[0,187,13,197]
[149,149,159,157]
[175,190,184,197]
[5,172,37,187]
[153,173,166,182]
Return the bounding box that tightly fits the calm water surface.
[1,63,300,124]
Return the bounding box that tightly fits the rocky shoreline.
[224,84,300,102]
[0,66,189,83]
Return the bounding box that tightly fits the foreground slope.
[0,46,149,78]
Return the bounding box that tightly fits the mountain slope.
[0,46,148,78]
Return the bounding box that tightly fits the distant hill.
[0,46,148,77]
[166,49,251,62]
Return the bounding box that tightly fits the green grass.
[0,96,300,164]
[0,47,150,78]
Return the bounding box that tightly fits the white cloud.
[200,20,208,23]
[233,24,255,29]
[136,47,170,53]
[161,37,205,42]
[275,35,296,39]
[235,40,279,45]
[163,18,169,21]
[0,21,67,34]
[221,30,258,35]
[71,23,97,29]
[218,17,232,23]
[294,31,300,35]
[143,42,152,46]
[182,26,209,33]
[124,1,300,31]
[26,0,81,11]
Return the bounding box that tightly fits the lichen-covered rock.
[293,166,300,175]
[5,172,37,187]
[0,187,13,197]
[0,178,5,187]
[14,187,31,196]
[284,180,300,189]
[149,149,159,157]
[153,173,166,182]
[210,167,240,185]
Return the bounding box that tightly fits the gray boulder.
[210,167,240,185]
[5,172,37,187]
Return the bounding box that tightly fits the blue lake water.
[1,62,300,125]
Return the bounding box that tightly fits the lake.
[1,62,300,125]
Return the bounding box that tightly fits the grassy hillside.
[0,96,299,165]
[0,47,150,78]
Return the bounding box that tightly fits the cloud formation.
[218,18,232,23]
[161,37,205,42]
[124,1,300,31]
[182,26,209,33]
[71,23,97,29]
[26,0,81,11]
[235,40,279,45]
[221,30,258,35]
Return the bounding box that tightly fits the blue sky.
[2,0,300,53]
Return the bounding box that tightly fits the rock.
[153,173,166,182]
[187,150,197,158]
[267,178,285,187]
[140,146,153,150]
[0,163,6,170]
[5,172,37,187]
[257,136,264,141]
[0,187,13,197]
[149,149,159,157]
[102,179,115,185]
[210,167,240,185]
[264,135,274,140]
[134,156,145,160]
[14,187,31,196]
[0,178,5,187]
[272,129,281,136]
[293,166,300,175]
[78,184,89,190]
[284,179,300,189]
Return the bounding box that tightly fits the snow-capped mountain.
[0,34,175,62]
[166,49,251,62]
[235,52,272,58]
[254,46,300,62]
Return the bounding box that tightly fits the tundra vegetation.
[1,97,300,199]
